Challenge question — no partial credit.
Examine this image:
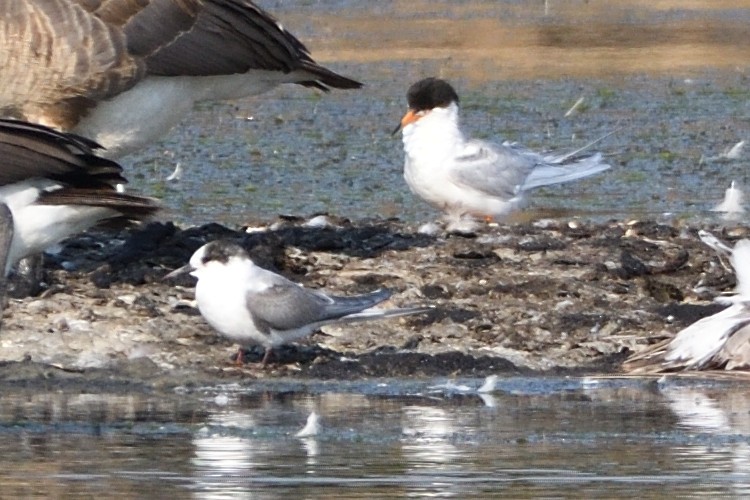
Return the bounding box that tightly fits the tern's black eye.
[406,77,459,112]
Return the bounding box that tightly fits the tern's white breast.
[194,261,270,347]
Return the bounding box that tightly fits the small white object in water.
[581,377,600,387]
[44,243,64,256]
[477,375,498,394]
[711,181,745,217]
[479,393,497,408]
[295,412,320,438]
[214,394,229,406]
[722,140,745,160]
[166,162,183,182]
[428,380,471,392]
[430,376,498,394]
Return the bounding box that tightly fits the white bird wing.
[698,230,734,256]
[449,139,536,199]
[716,323,750,369]
[663,303,750,369]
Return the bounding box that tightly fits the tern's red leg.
[235,348,245,366]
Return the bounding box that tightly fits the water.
[2,376,750,497]
[123,0,750,228]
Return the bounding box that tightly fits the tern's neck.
[401,103,465,159]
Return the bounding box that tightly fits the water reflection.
[1,378,750,495]
[662,385,750,497]
[402,406,464,466]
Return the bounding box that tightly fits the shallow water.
[124,0,750,228]
[2,376,750,497]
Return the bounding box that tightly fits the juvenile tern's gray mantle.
[395,77,611,226]
[1,0,362,157]
[167,240,433,365]
[0,119,159,276]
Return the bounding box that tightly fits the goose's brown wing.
[87,0,361,88]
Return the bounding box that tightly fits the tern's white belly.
[195,271,270,347]
[404,156,522,218]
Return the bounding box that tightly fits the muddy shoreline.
[0,215,743,389]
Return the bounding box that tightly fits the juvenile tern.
[0,119,159,276]
[166,240,433,365]
[1,0,362,157]
[624,238,750,373]
[395,77,611,228]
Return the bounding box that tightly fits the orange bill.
[391,109,424,135]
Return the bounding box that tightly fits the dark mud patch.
[1,215,746,388]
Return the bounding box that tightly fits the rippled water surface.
[2,376,750,497]
[125,0,750,228]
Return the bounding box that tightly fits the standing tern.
[394,77,611,228]
[166,240,433,365]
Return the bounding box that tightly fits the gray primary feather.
[520,152,610,191]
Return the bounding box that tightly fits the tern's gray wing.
[246,273,392,332]
[449,139,537,199]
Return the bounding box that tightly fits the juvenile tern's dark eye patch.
[201,240,248,264]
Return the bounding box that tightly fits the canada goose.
[0,0,362,158]
[0,118,159,277]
